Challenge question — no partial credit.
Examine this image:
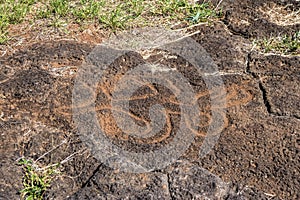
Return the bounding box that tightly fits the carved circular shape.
[72,28,226,173]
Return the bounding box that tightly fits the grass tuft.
[18,158,60,200]
[186,2,222,23]
[254,31,300,55]
[0,0,36,44]
[72,0,104,22]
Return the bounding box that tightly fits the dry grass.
[0,0,223,57]
[259,3,300,26]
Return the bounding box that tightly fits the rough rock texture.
[1,0,299,199]
[69,165,171,200]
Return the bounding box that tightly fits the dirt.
[0,0,299,199]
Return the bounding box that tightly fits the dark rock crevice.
[258,81,300,120]
[222,14,250,39]
[245,52,257,78]
[246,51,299,120]
[167,173,175,200]
[80,163,102,189]
[258,82,273,115]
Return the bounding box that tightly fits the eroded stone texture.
[1,6,299,199]
[166,161,229,199]
[249,53,300,118]
[68,165,171,200]
[198,111,300,199]
[191,22,251,72]
[0,117,99,200]
[0,41,93,71]
[219,0,300,38]
[261,75,300,118]
[249,54,299,75]
[0,42,99,199]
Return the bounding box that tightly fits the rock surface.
[0,0,299,199]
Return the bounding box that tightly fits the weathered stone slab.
[69,165,171,200]
[249,53,300,118]
[166,161,229,199]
